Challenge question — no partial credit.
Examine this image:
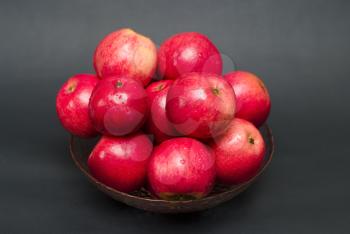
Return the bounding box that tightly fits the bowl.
[70,124,274,213]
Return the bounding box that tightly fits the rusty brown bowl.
[70,124,274,213]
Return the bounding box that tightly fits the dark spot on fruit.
[248,136,255,145]
[212,87,220,96]
[116,80,123,88]
[157,84,164,91]
[66,81,77,93]
[68,86,74,92]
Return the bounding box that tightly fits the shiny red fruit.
[89,76,148,136]
[94,28,157,86]
[56,74,99,138]
[166,72,236,139]
[148,137,215,200]
[158,32,222,80]
[88,132,153,193]
[224,71,271,127]
[211,118,265,184]
[145,80,179,143]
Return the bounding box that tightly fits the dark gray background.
[1,0,349,233]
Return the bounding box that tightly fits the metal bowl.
[70,124,274,213]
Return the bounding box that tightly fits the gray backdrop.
[1,0,349,233]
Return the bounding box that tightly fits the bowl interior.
[70,124,274,213]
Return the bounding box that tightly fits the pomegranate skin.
[88,132,153,193]
[94,28,157,86]
[166,72,236,139]
[145,80,179,143]
[148,137,216,200]
[89,76,149,136]
[211,118,266,184]
[224,71,271,127]
[158,32,222,80]
[56,74,99,138]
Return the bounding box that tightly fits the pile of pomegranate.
[56,28,271,200]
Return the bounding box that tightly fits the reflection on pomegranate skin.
[89,76,149,136]
[166,72,236,139]
[88,133,153,192]
[158,32,223,80]
[94,28,157,87]
[148,137,215,200]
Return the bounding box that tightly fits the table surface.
[1,0,349,233]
